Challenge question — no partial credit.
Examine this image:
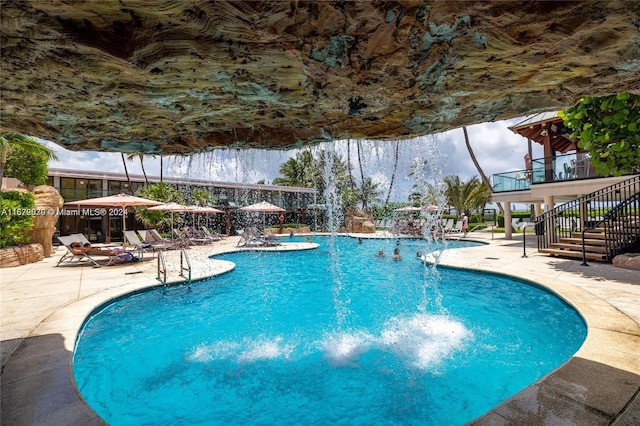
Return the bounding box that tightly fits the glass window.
[61,178,75,189]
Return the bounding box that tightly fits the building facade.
[48,168,317,242]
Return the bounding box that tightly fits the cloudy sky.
[44,116,544,203]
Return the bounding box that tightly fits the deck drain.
[485,257,500,260]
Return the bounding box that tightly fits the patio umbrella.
[147,202,192,238]
[65,193,163,241]
[239,201,285,229]
[185,205,224,230]
[393,206,422,212]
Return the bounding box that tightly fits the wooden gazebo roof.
[509,112,577,153]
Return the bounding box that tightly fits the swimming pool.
[73,236,586,425]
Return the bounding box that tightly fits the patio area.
[1,232,638,425]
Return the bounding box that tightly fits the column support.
[504,202,512,240]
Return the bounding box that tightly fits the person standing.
[461,213,469,237]
[279,213,285,234]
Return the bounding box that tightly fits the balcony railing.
[492,153,601,193]
[492,170,531,192]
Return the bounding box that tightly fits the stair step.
[539,248,606,261]
[560,238,606,245]
[572,232,606,239]
[549,243,607,253]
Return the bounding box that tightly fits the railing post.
[581,228,589,266]
[522,226,527,258]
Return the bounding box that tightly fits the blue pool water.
[73,236,586,425]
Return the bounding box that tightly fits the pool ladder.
[156,249,192,285]
[179,248,192,283]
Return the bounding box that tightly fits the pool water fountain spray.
[316,143,351,329]
[405,134,450,314]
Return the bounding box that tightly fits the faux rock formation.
[29,186,64,257]
[613,253,640,271]
[1,1,639,154]
[345,207,376,233]
[0,244,44,268]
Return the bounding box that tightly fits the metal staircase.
[535,175,640,262]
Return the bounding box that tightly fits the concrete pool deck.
[1,232,638,425]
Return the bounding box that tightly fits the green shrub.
[496,212,533,227]
[0,191,36,248]
[4,146,49,187]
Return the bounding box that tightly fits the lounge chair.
[443,219,455,232]
[57,234,122,267]
[149,229,173,244]
[449,221,463,233]
[123,230,155,257]
[138,230,176,250]
[201,227,220,241]
[511,219,521,232]
[236,227,279,247]
[174,228,210,246]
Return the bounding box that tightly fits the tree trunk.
[121,153,134,194]
[463,127,504,215]
[0,151,6,186]
[346,140,355,190]
[356,140,367,210]
[384,140,399,207]
[139,155,149,184]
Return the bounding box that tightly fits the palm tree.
[272,151,315,187]
[356,140,365,192]
[462,127,504,215]
[384,140,399,207]
[120,153,134,194]
[346,140,355,190]
[127,153,149,184]
[359,177,382,211]
[0,133,58,184]
[443,175,492,216]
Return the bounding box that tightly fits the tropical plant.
[272,149,352,205]
[4,145,50,187]
[443,175,492,216]
[371,201,406,221]
[0,133,58,185]
[272,151,315,187]
[0,191,36,248]
[558,92,640,176]
[358,177,382,211]
[190,188,215,206]
[134,183,185,229]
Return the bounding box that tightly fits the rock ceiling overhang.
[1,0,639,155]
